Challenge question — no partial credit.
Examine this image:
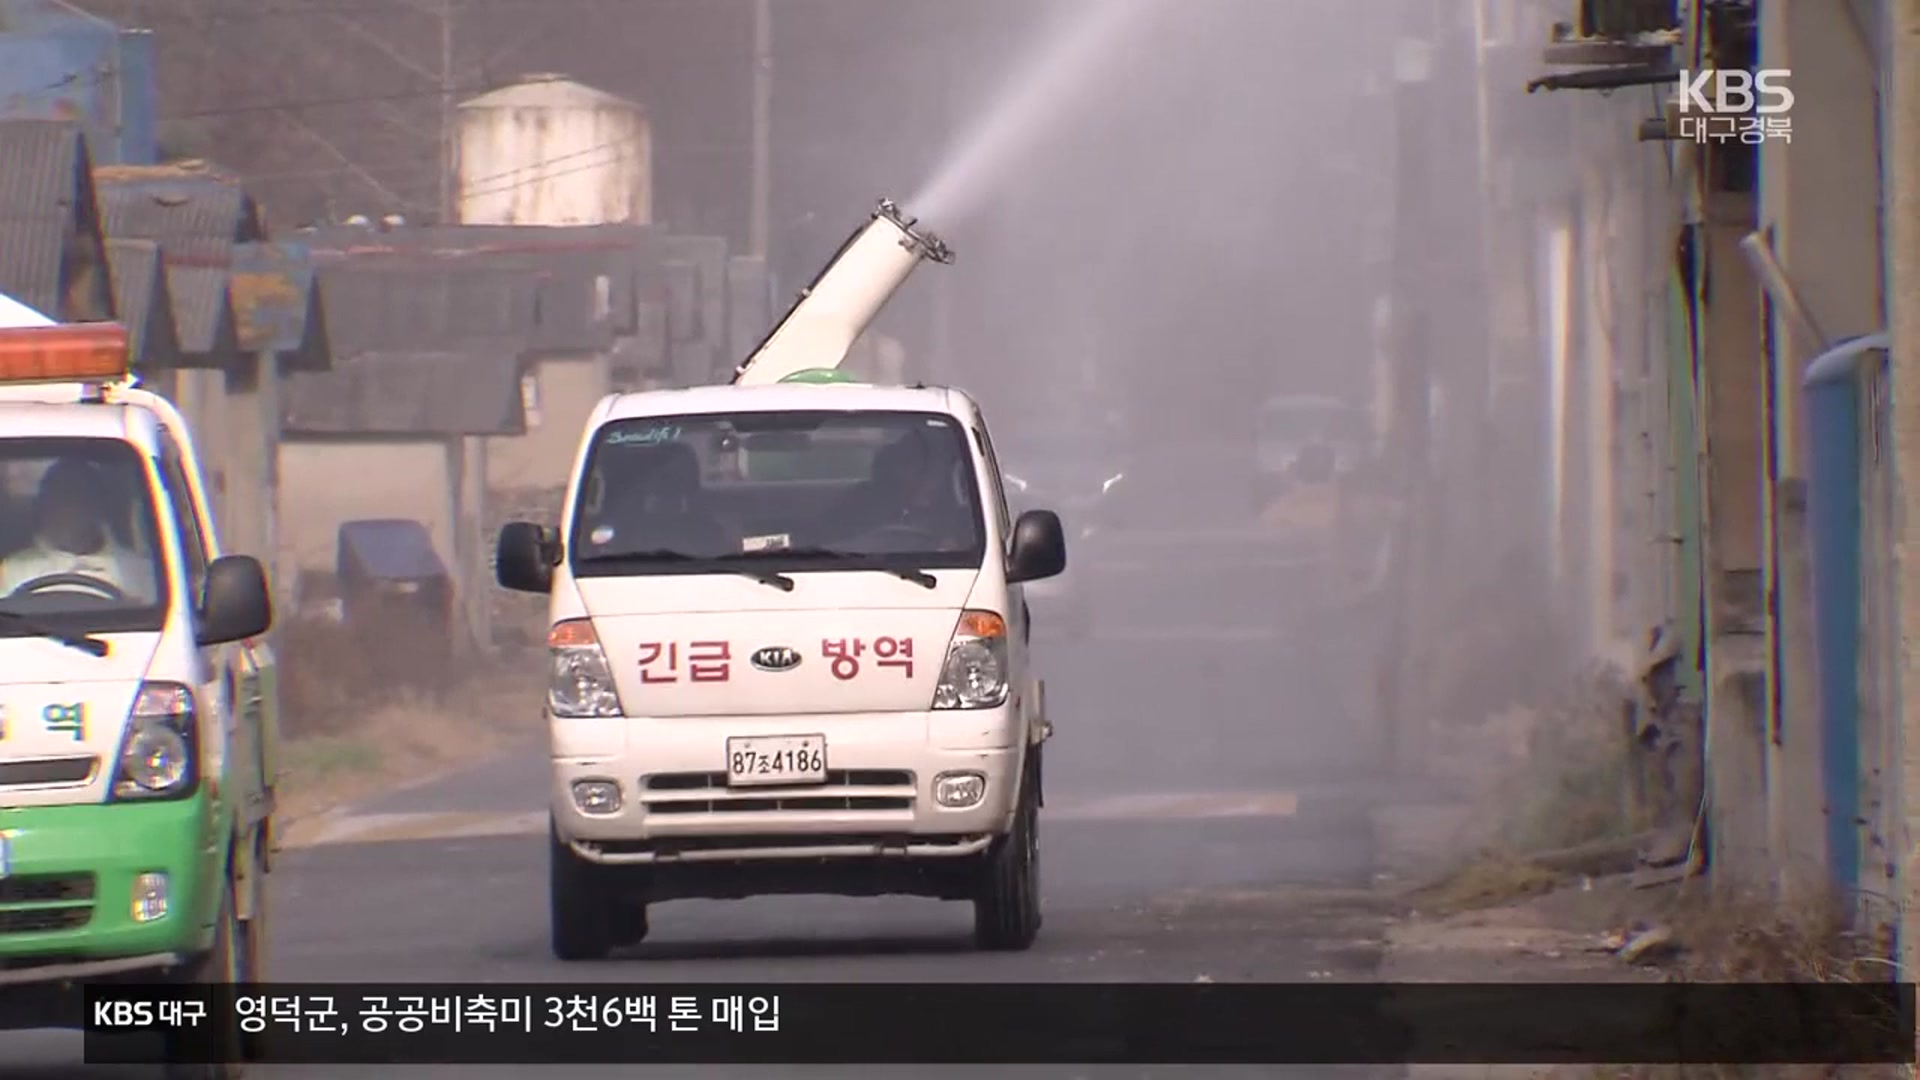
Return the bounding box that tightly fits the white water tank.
[455,73,651,226]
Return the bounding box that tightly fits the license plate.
[725,735,827,787]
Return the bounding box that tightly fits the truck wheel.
[549,820,616,961]
[611,902,651,947]
[165,875,248,1079]
[972,779,1042,951]
[238,833,270,1062]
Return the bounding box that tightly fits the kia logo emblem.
[750,646,802,672]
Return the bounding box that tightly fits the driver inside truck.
[830,428,975,552]
[0,457,156,601]
[595,442,733,559]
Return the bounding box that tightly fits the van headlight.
[548,619,625,718]
[932,609,1009,710]
[111,682,196,801]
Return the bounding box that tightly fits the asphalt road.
[8,547,1399,1079]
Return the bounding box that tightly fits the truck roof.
[602,381,971,423]
[0,399,154,447]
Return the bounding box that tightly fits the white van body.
[0,382,234,815]
[0,374,275,1000]
[525,380,1059,956]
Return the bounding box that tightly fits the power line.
[163,81,489,119]
[247,136,648,205]
[234,131,752,204]
[161,51,756,120]
[461,133,644,192]
[457,138,635,200]
[116,0,654,23]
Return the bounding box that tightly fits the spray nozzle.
[875,198,955,265]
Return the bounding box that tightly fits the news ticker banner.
[84,981,1915,1066]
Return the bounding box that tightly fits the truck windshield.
[570,409,988,576]
[0,437,170,633]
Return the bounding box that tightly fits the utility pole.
[1887,0,1920,986]
[749,0,772,258]
[1374,7,1439,774]
[439,0,457,223]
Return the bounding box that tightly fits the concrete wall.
[168,369,229,542]
[486,355,609,493]
[1698,195,1775,895]
[1757,0,1888,906]
[221,354,281,589]
[1496,0,1901,933]
[276,439,455,592]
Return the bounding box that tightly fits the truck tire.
[549,820,617,961]
[238,833,270,1062]
[611,900,651,948]
[164,875,248,1079]
[972,777,1042,951]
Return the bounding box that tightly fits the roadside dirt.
[1373,807,1672,1080]
[274,668,541,826]
[272,616,545,828]
[1366,679,1907,1080]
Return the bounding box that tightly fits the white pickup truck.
[495,200,1069,958]
[497,381,1066,957]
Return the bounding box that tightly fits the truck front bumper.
[0,799,215,970]
[551,707,1027,864]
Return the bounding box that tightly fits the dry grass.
[1661,888,1895,983]
[273,614,543,821]
[277,615,461,735]
[1579,1063,1912,1080]
[1409,849,1569,914]
[1498,676,1649,851]
[1561,855,1906,1080]
[1396,640,1908,1076]
[1411,677,1650,914]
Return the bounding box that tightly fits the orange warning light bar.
[0,323,131,385]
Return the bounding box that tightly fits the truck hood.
[0,633,161,807]
[575,569,981,718]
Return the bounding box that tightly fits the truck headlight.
[932,609,1009,710]
[548,619,625,718]
[111,682,196,801]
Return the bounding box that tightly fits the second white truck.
[495,199,1069,957]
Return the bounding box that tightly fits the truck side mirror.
[497,521,559,594]
[199,555,273,645]
[1007,509,1067,584]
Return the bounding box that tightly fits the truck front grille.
[593,832,985,856]
[0,873,97,934]
[0,873,94,905]
[640,770,916,816]
[646,770,913,790]
[0,756,98,786]
[0,906,93,933]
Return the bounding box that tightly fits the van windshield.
[0,437,170,634]
[570,409,988,576]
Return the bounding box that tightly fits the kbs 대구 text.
[82,981,1914,1066]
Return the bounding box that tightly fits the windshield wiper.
[710,560,796,591]
[0,611,109,656]
[879,566,938,589]
[581,549,795,591]
[768,548,939,589]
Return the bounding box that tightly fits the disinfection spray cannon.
[731,198,954,386]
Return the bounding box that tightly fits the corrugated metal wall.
[0,12,155,164]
